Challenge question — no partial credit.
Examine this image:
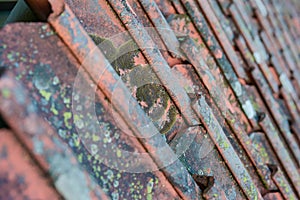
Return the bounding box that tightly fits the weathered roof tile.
[1,0,300,199]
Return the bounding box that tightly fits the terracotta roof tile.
[1,0,300,199]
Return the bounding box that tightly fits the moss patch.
[89,34,139,74]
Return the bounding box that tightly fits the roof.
[0,0,300,199]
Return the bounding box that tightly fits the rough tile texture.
[0,0,300,199]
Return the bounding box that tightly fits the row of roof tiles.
[0,0,300,199]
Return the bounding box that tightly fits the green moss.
[127,64,158,86]
[89,34,105,45]
[146,178,154,200]
[243,175,249,183]
[160,105,177,134]
[63,112,72,129]
[63,97,71,104]
[113,39,139,71]
[116,149,122,158]
[92,134,100,142]
[170,14,191,24]
[259,147,268,159]
[50,103,58,115]
[90,34,117,61]
[7,53,14,61]
[78,153,83,163]
[136,83,173,131]
[89,34,139,74]
[230,118,235,124]
[223,141,230,149]
[1,88,10,98]
[40,89,52,101]
[242,178,258,200]
[136,84,169,115]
